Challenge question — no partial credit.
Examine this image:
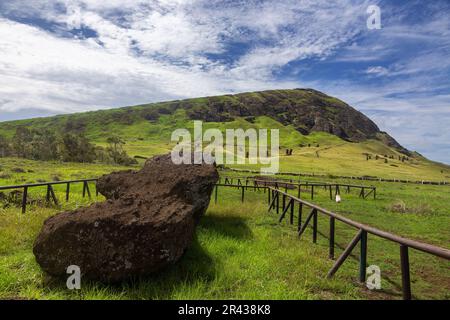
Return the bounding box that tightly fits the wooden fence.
[221,167,449,186]
[220,176,376,200]
[0,179,98,213]
[213,182,450,300]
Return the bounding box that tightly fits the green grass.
[0,167,448,300]
[0,158,135,187]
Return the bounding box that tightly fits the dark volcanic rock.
[179,88,409,154]
[33,154,219,282]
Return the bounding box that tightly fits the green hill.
[0,89,449,181]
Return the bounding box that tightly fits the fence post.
[83,181,91,199]
[329,185,333,200]
[312,209,317,243]
[241,186,244,203]
[298,203,303,232]
[290,199,294,225]
[359,231,368,283]
[21,186,28,214]
[46,184,51,203]
[400,245,412,300]
[66,182,70,202]
[276,191,279,214]
[311,185,314,200]
[329,217,335,259]
[282,194,286,212]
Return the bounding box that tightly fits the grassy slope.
[1,108,448,181]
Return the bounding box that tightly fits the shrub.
[61,133,96,163]
[389,200,433,215]
[106,136,138,166]
[0,135,12,157]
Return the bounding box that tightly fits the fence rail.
[0,178,98,213]
[213,182,450,300]
[221,167,450,186]
[220,176,376,200]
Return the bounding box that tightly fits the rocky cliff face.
[172,88,408,154]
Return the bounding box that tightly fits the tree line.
[0,127,137,166]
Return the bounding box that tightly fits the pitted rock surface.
[33,154,218,282]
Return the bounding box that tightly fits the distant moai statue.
[384,159,388,164]
[308,144,311,147]
[375,155,379,160]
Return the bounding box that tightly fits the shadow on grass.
[199,214,253,240]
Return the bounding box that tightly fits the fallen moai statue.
[33,154,218,282]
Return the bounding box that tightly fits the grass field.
[0,159,448,300]
[1,109,449,182]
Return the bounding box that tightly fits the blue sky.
[0,0,449,163]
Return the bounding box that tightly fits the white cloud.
[0,0,449,163]
[366,66,389,76]
[0,0,371,115]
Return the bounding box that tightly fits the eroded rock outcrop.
[33,154,218,282]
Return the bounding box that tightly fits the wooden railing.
[0,179,98,213]
[221,167,450,185]
[213,182,450,300]
[220,176,376,200]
